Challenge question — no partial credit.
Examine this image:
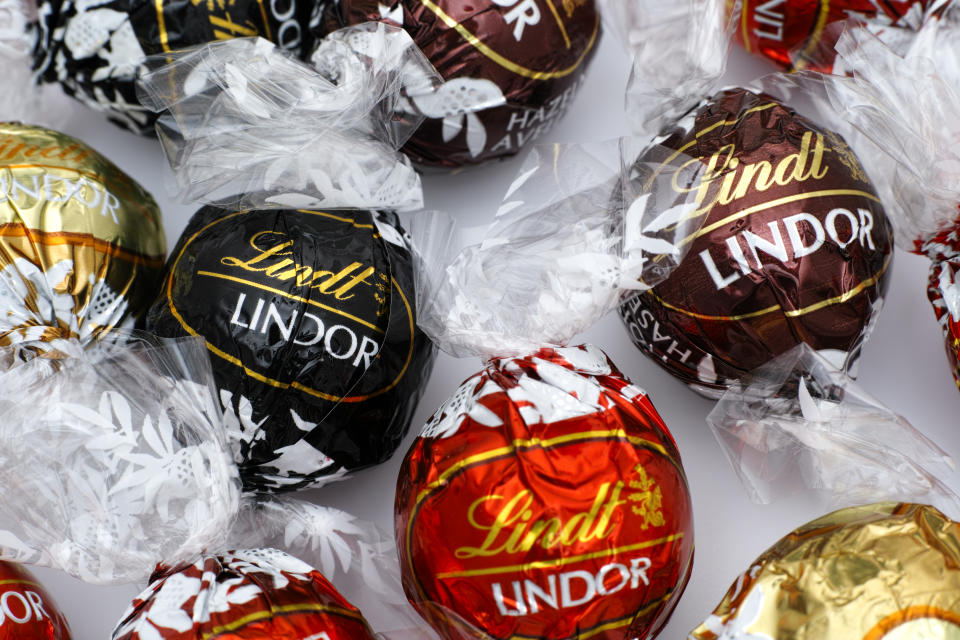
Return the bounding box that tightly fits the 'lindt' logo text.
[219,230,389,370]
[674,130,829,217]
[220,230,384,302]
[452,464,668,618]
[455,465,664,559]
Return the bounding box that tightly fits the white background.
[22,25,960,640]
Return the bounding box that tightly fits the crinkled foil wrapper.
[146,207,435,493]
[396,345,694,640]
[0,123,165,349]
[618,89,893,397]
[33,0,323,134]
[0,561,71,639]
[691,502,960,639]
[113,550,376,639]
[327,0,601,168]
[731,0,939,71]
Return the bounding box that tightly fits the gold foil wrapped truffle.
[691,503,960,639]
[0,123,165,347]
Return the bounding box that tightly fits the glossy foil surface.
[0,123,165,346]
[732,0,934,70]
[113,550,376,639]
[33,0,322,133]
[396,345,694,640]
[691,503,960,639]
[0,561,71,639]
[146,207,435,493]
[618,89,892,396]
[329,0,601,168]
[917,225,960,390]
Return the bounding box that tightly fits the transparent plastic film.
[227,497,439,640]
[824,19,960,253]
[707,343,960,516]
[619,0,736,135]
[415,138,708,359]
[136,23,443,211]
[0,332,241,585]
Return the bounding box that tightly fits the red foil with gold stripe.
[0,123,165,346]
[395,345,694,640]
[916,224,960,389]
[112,550,376,640]
[0,561,71,639]
[618,89,893,397]
[329,0,601,168]
[731,0,934,71]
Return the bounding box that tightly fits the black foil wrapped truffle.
[134,27,441,492]
[146,207,434,492]
[33,0,324,133]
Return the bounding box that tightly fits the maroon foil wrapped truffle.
[619,88,893,396]
[326,0,601,167]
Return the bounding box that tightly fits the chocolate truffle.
[146,206,434,493]
[326,0,601,167]
[0,122,165,348]
[619,89,892,396]
[396,344,694,640]
[691,503,960,639]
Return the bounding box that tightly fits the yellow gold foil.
[0,123,166,345]
[691,503,960,640]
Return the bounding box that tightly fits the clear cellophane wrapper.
[0,333,240,585]
[0,0,71,127]
[413,137,709,359]
[135,23,447,212]
[825,18,960,251]
[226,498,439,640]
[707,343,960,515]
[613,0,736,134]
[822,18,960,385]
[0,331,442,635]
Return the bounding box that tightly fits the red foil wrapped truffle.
[113,550,376,640]
[619,88,893,396]
[0,562,71,639]
[396,344,694,640]
[731,0,936,71]
[327,0,601,167]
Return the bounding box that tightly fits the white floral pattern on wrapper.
[0,257,132,346]
[421,345,648,440]
[405,78,507,158]
[0,337,241,585]
[112,550,316,640]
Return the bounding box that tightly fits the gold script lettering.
[454,482,628,559]
[220,230,379,300]
[673,131,829,217]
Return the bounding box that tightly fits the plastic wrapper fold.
[136,24,443,211]
[707,343,960,516]
[0,333,240,585]
[415,138,709,359]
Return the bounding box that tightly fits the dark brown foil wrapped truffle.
[326,0,601,168]
[146,206,434,493]
[619,89,893,396]
[33,0,323,133]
